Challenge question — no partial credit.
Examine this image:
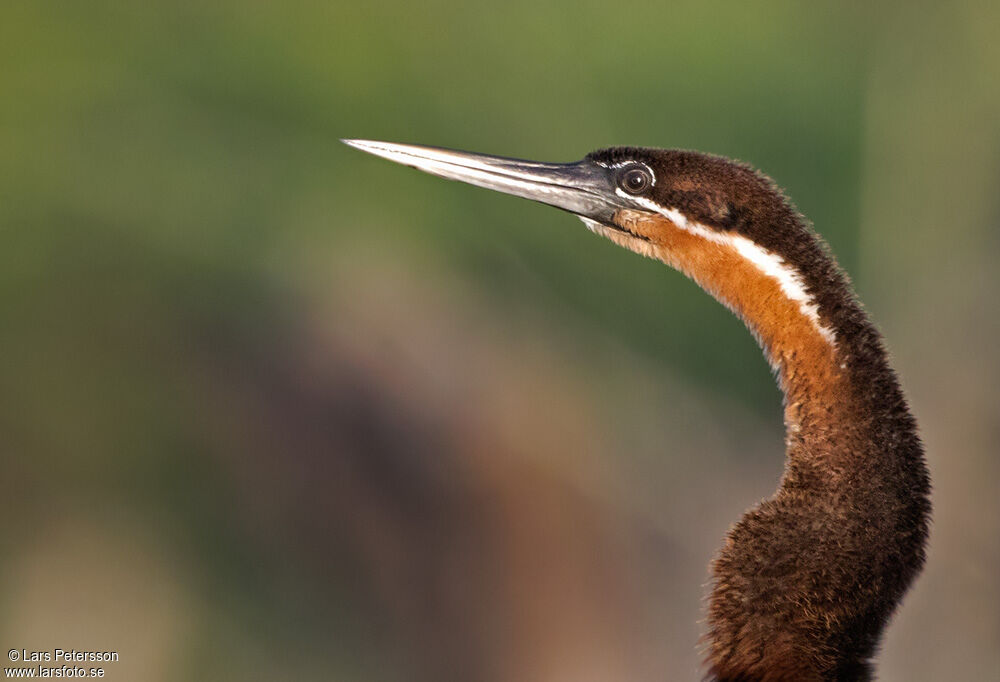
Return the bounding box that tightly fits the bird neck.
[610,209,930,681]
[614,208,847,431]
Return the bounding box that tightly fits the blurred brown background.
[1,2,998,680]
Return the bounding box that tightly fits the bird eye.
[619,165,652,194]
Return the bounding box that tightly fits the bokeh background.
[2,2,998,680]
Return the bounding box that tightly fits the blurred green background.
[2,1,998,680]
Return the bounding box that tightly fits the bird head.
[343,141,797,262]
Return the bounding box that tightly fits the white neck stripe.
[623,196,837,346]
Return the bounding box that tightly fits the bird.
[341,139,931,682]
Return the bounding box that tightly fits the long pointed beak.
[342,139,620,224]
